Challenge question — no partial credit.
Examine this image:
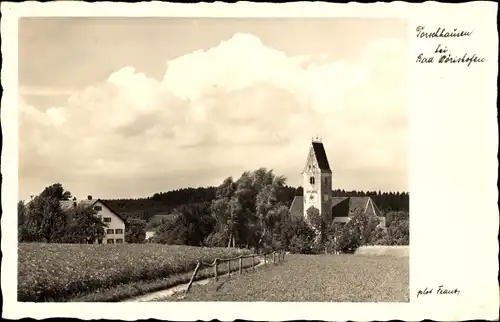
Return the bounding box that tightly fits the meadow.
[18,242,252,302]
[177,253,409,302]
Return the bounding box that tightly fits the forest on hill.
[102,186,409,223]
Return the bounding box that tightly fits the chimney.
[87,195,92,200]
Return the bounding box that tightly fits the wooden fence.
[185,249,286,295]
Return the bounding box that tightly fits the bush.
[18,243,252,302]
[280,210,409,254]
[203,230,230,247]
[280,215,316,253]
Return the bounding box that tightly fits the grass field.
[18,243,252,302]
[178,254,409,302]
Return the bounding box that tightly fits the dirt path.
[122,256,268,302]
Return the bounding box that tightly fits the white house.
[60,196,127,244]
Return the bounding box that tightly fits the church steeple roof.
[311,140,331,173]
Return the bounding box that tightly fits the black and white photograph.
[17,16,409,303]
[1,2,498,321]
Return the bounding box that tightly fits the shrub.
[203,230,230,247]
[280,215,316,253]
[288,235,314,254]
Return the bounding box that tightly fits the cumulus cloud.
[19,32,408,199]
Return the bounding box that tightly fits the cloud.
[19,33,408,199]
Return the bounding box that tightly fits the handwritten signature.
[417,285,461,298]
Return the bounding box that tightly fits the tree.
[288,235,313,254]
[369,226,391,245]
[211,177,236,239]
[125,217,147,243]
[280,215,316,253]
[255,184,279,247]
[337,221,362,253]
[306,206,323,239]
[348,209,380,245]
[209,168,288,250]
[251,169,286,249]
[40,183,72,200]
[18,201,27,242]
[155,203,216,246]
[386,213,409,245]
[61,204,107,244]
[23,195,68,243]
[154,216,183,245]
[323,211,382,253]
[324,222,345,254]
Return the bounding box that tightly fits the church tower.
[302,137,333,223]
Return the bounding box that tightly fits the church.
[289,138,386,228]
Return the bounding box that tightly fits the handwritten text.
[417,285,461,298]
[415,26,485,67]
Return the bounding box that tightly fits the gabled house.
[60,196,127,244]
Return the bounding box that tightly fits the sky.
[19,17,408,200]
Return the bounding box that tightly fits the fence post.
[239,256,243,275]
[185,261,201,295]
[264,253,267,265]
[228,259,231,277]
[282,250,285,262]
[273,252,276,264]
[252,254,255,271]
[214,258,219,281]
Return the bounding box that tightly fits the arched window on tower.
[310,176,315,185]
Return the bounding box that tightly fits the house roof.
[289,195,383,219]
[289,196,304,218]
[59,199,127,223]
[331,197,348,207]
[311,142,332,172]
[332,197,383,218]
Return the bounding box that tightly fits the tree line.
[101,185,407,223]
[18,171,409,252]
[101,185,298,223]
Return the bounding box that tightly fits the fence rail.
[185,249,286,295]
